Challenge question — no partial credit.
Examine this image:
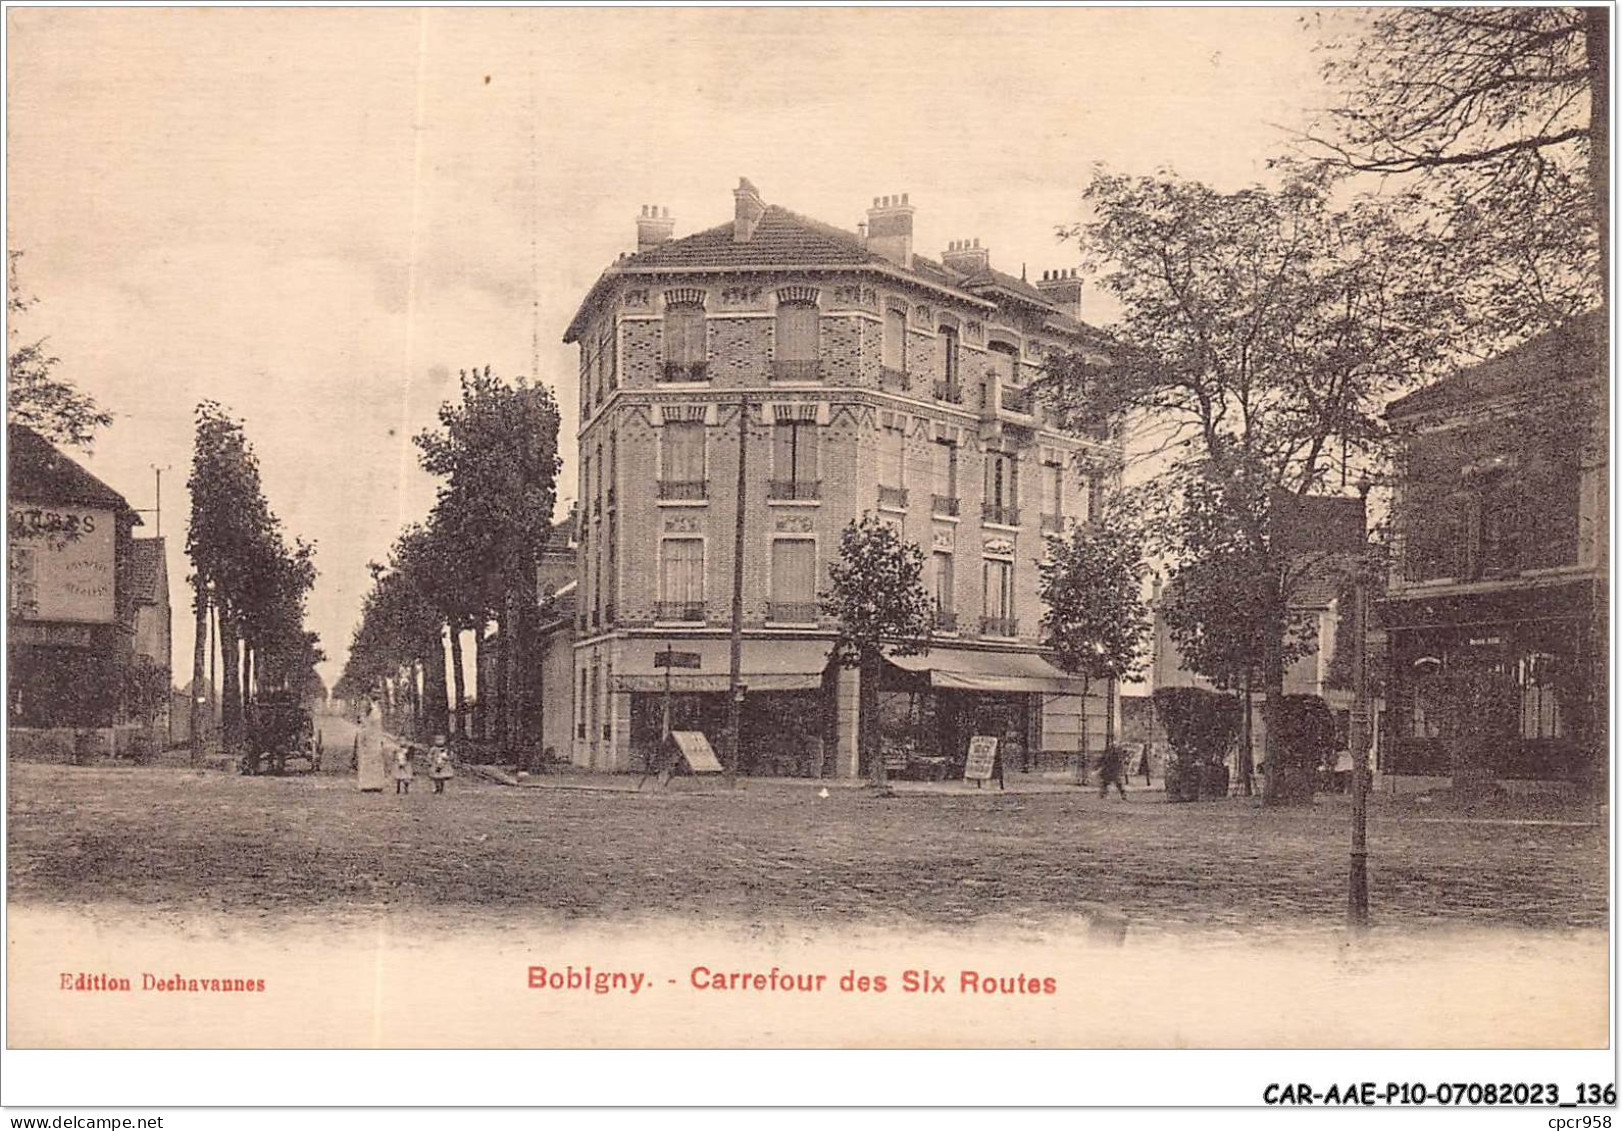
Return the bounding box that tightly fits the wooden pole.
[724,396,749,787]
[1348,488,1372,931]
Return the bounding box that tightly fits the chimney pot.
[636,203,676,253]
[902,192,909,205]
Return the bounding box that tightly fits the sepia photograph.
[2,2,1614,1115]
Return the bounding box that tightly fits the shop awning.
[886,647,1082,694]
[612,638,833,693]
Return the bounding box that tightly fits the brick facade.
[563,186,1123,774]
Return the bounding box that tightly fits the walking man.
[1098,744,1127,800]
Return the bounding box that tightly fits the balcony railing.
[982,503,1021,527]
[658,479,708,501]
[931,494,961,517]
[1040,512,1062,534]
[999,385,1034,415]
[767,601,820,624]
[980,616,1019,638]
[933,379,963,404]
[878,485,909,510]
[654,601,707,624]
[769,479,822,501]
[771,359,822,381]
[932,609,958,633]
[659,361,709,382]
[880,366,910,393]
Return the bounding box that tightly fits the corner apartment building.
[561,179,1122,777]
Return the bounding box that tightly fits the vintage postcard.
[3,4,1612,1109]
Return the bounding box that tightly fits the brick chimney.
[941,238,989,277]
[733,177,765,243]
[1036,267,1083,319]
[865,193,914,269]
[636,205,674,253]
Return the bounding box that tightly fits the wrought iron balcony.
[982,503,1021,527]
[654,601,707,624]
[878,485,909,510]
[659,361,709,382]
[767,601,820,624]
[980,616,1019,638]
[932,609,958,633]
[771,359,822,381]
[933,379,963,404]
[931,494,960,517]
[658,479,709,501]
[880,366,910,393]
[769,479,822,501]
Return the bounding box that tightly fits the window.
[932,441,959,514]
[600,327,616,392]
[581,453,591,512]
[772,421,820,499]
[1041,462,1063,531]
[603,661,614,740]
[578,667,587,739]
[938,325,959,383]
[607,432,617,507]
[770,538,818,621]
[984,451,1019,526]
[659,538,705,621]
[883,306,907,372]
[1520,651,1564,740]
[982,557,1015,635]
[594,442,604,515]
[661,421,706,493]
[932,551,955,630]
[988,341,1018,384]
[663,304,706,378]
[776,303,819,362]
[881,427,905,488]
[589,663,600,741]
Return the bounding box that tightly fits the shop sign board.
[964,736,998,782]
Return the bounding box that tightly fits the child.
[393,745,414,795]
[428,736,453,794]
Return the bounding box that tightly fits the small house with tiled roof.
[562,179,1124,777]
[7,423,149,750]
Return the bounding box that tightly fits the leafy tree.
[1044,167,1446,800]
[1307,7,1606,344]
[1037,498,1151,782]
[1156,471,1315,795]
[415,367,561,760]
[821,514,933,790]
[7,252,112,450]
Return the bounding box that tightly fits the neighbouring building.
[1379,313,1607,788]
[6,424,146,757]
[561,179,1122,776]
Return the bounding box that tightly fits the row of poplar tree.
[334,368,563,759]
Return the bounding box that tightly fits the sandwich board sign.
[964,735,999,787]
[670,730,723,774]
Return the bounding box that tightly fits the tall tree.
[821,514,933,791]
[415,367,561,762]
[1038,499,1151,783]
[1308,7,1605,345]
[7,252,112,450]
[1044,167,1451,799]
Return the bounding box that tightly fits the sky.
[6,7,1335,686]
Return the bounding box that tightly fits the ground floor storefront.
[1380,578,1603,783]
[571,632,1100,778]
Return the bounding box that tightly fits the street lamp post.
[1348,478,1373,931]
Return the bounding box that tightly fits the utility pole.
[1348,480,1373,932]
[724,396,750,788]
